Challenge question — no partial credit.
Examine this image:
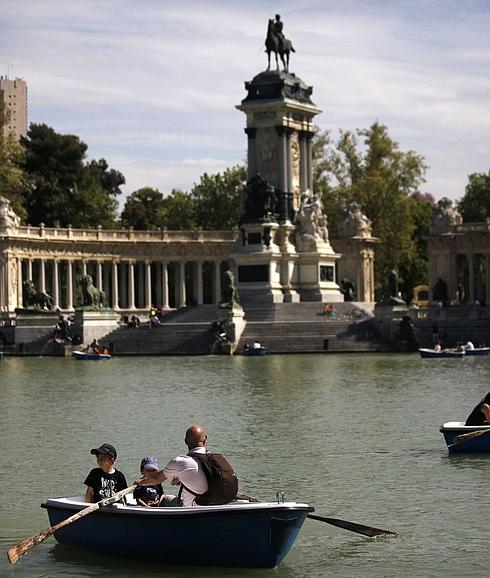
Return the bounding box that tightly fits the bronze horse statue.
[265,18,295,72]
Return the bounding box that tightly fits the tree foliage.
[313,122,428,298]
[19,123,123,227]
[121,187,167,230]
[191,165,246,230]
[458,171,490,222]
[161,189,196,230]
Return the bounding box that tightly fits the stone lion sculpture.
[22,280,54,310]
[81,275,107,308]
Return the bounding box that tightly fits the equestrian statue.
[265,14,295,72]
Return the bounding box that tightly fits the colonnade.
[2,256,225,313]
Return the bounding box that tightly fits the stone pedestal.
[13,310,58,344]
[72,309,119,346]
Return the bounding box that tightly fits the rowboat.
[73,351,111,361]
[41,495,312,568]
[243,346,267,356]
[465,347,490,357]
[419,348,465,359]
[440,421,490,453]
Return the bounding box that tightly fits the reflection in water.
[1,353,490,577]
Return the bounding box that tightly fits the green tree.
[313,122,428,298]
[20,123,122,227]
[458,171,490,222]
[121,187,167,230]
[191,165,246,230]
[162,189,196,230]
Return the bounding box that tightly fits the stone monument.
[231,16,342,303]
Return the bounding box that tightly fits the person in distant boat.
[84,443,128,503]
[465,341,475,351]
[252,341,262,349]
[465,393,490,426]
[133,457,164,507]
[434,343,442,352]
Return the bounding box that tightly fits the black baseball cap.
[90,443,117,459]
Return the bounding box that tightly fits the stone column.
[299,130,308,191]
[305,131,314,190]
[96,261,103,291]
[245,128,257,179]
[119,263,127,309]
[82,261,87,277]
[212,261,221,304]
[161,262,169,309]
[39,259,46,293]
[0,259,4,310]
[285,127,293,193]
[145,261,152,309]
[66,261,74,310]
[52,260,60,309]
[17,257,23,309]
[27,258,33,281]
[468,254,475,302]
[112,261,119,310]
[128,262,135,310]
[138,263,144,308]
[194,261,204,305]
[275,126,288,192]
[177,262,186,307]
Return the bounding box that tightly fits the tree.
[161,189,196,230]
[121,187,167,230]
[191,165,246,230]
[458,171,490,222]
[20,123,122,227]
[313,122,428,298]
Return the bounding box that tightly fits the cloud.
[1,0,490,201]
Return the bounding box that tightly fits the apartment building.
[0,76,28,140]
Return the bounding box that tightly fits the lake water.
[1,353,489,578]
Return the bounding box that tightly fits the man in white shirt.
[136,425,208,507]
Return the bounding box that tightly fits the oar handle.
[7,484,137,565]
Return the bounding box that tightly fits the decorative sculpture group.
[295,190,329,244]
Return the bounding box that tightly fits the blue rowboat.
[465,347,490,357]
[73,351,111,361]
[419,348,465,359]
[440,421,490,453]
[42,495,312,568]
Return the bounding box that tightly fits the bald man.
[136,425,208,507]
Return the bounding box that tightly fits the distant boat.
[440,421,490,453]
[42,495,312,568]
[243,346,267,356]
[465,347,490,357]
[73,351,111,361]
[419,348,465,359]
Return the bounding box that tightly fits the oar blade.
[7,527,54,564]
[307,513,397,538]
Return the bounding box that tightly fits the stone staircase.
[236,303,389,354]
[100,305,227,356]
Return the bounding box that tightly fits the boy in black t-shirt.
[84,443,128,503]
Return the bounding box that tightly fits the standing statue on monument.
[295,190,329,244]
[265,14,295,72]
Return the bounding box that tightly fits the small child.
[133,457,164,507]
[84,443,128,503]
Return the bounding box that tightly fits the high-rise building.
[0,76,28,140]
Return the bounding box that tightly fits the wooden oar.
[236,492,396,538]
[448,428,490,448]
[307,513,397,538]
[7,483,137,565]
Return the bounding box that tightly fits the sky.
[2,0,490,208]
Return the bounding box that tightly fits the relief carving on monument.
[290,133,300,191]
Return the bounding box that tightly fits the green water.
[1,353,489,577]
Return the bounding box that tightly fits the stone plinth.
[14,310,58,344]
[73,309,119,346]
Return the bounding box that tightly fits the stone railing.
[10,224,237,243]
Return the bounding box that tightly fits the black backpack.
[188,452,238,505]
